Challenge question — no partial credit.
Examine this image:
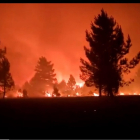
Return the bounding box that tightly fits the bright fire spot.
[76,83,84,88]
[68,95,70,97]
[93,93,99,96]
[76,92,80,96]
[53,94,56,97]
[120,92,124,95]
[118,92,140,96]
[45,92,51,97]
[17,91,23,97]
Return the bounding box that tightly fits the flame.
[17,91,23,97]
[45,91,52,97]
[76,92,81,96]
[53,94,56,97]
[119,92,140,96]
[76,82,84,88]
[120,92,124,95]
[47,93,51,97]
[93,93,99,96]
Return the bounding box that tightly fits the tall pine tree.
[58,79,67,93]
[67,74,76,91]
[80,9,140,97]
[29,56,56,96]
[0,47,14,98]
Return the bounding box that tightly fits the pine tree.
[22,81,30,96]
[29,56,56,96]
[67,75,76,95]
[75,85,81,94]
[67,75,76,90]
[53,86,60,97]
[0,49,14,98]
[58,79,67,93]
[80,9,140,97]
[22,81,30,90]
[23,89,28,97]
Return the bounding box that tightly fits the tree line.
[0,9,140,98]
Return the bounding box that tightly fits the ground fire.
[17,90,23,97]
[6,82,140,98]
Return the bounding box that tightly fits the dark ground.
[0,96,140,138]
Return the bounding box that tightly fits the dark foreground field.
[0,96,140,138]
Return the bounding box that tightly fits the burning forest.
[0,8,140,99]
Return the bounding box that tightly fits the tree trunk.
[99,84,102,97]
[3,75,6,99]
[107,92,110,97]
[3,83,6,99]
[108,86,114,97]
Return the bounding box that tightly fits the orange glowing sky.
[0,3,140,86]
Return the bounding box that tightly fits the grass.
[0,96,140,137]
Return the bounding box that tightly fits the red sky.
[0,3,140,86]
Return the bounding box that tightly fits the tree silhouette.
[23,89,28,97]
[22,81,30,91]
[66,75,76,95]
[75,85,81,94]
[0,55,14,98]
[80,9,140,97]
[29,56,56,96]
[67,74,76,91]
[58,79,67,94]
[53,78,59,88]
[53,86,60,97]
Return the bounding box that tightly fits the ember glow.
[76,83,84,88]
[4,90,140,98]
[45,92,51,97]
[93,93,99,96]
[76,92,80,96]
[120,92,124,95]
[17,91,23,97]
[118,92,140,96]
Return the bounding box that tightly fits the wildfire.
[76,92,80,96]
[76,82,84,88]
[93,93,99,96]
[17,91,23,97]
[119,92,140,96]
[45,92,51,97]
[120,92,124,95]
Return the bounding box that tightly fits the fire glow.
[17,91,23,97]
[118,92,140,96]
[8,82,140,98]
[45,92,51,97]
[93,93,99,96]
[76,83,84,88]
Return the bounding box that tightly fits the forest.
[0,9,140,99]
